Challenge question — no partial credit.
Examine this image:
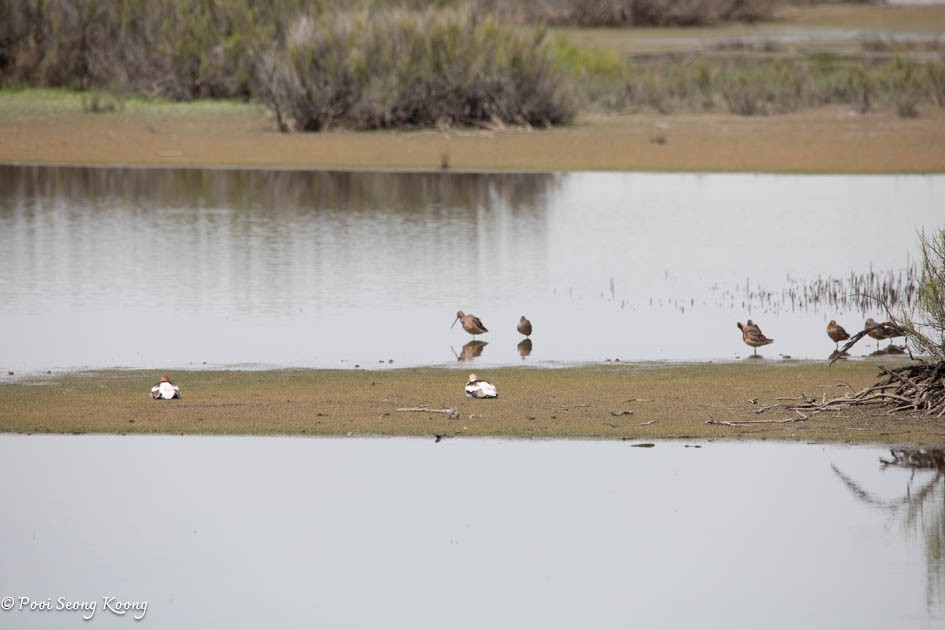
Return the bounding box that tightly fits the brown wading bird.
[827,320,850,350]
[865,317,899,348]
[517,315,532,337]
[452,311,488,337]
[737,320,774,356]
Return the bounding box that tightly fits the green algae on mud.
[3,361,944,445]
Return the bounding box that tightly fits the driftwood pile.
[738,320,945,421]
[769,363,945,418]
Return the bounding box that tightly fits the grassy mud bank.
[1,91,944,173]
[3,361,944,445]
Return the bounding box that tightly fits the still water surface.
[0,435,942,628]
[1,165,942,373]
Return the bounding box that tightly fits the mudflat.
[2,361,943,444]
[1,91,943,173]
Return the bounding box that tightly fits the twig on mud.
[706,411,808,427]
[397,406,460,419]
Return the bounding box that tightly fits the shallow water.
[0,435,942,629]
[0,165,942,373]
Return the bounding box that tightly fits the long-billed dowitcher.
[826,320,850,350]
[737,321,774,356]
[866,317,905,347]
[150,375,182,400]
[865,317,901,348]
[465,373,498,399]
[451,311,488,337]
[517,315,532,337]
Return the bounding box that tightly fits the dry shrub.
[630,0,772,26]
[251,8,575,131]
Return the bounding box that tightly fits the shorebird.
[517,315,532,337]
[866,317,905,348]
[451,311,488,337]
[827,320,850,350]
[737,321,774,356]
[465,373,498,399]
[150,375,181,400]
[865,317,896,348]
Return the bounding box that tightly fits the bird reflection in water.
[517,338,532,359]
[453,340,488,362]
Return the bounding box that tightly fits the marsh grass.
[606,55,945,117]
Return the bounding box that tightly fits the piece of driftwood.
[397,406,460,419]
[706,411,808,426]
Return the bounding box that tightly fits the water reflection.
[517,338,533,358]
[1,436,942,629]
[833,449,945,616]
[1,165,942,372]
[453,340,488,362]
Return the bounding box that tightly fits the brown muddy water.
[0,165,942,375]
[0,435,943,628]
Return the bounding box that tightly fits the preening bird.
[465,373,498,399]
[827,320,850,350]
[150,375,181,400]
[737,321,774,356]
[517,315,532,337]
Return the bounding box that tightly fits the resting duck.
[737,321,774,356]
[150,375,181,400]
[465,373,498,399]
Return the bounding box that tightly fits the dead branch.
[706,412,808,427]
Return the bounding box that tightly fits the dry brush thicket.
[1,0,942,128]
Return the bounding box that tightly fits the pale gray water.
[1,165,942,374]
[0,435,942,629]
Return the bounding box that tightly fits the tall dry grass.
[609,55,945,117]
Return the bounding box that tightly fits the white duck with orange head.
[150,375,182,400]
[465,373,498,399]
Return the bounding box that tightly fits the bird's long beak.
[450,316,459,328]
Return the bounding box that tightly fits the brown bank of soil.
[0,92,943,173]
[2,362,944,445]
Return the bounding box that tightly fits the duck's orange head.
[161,375,170,382]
